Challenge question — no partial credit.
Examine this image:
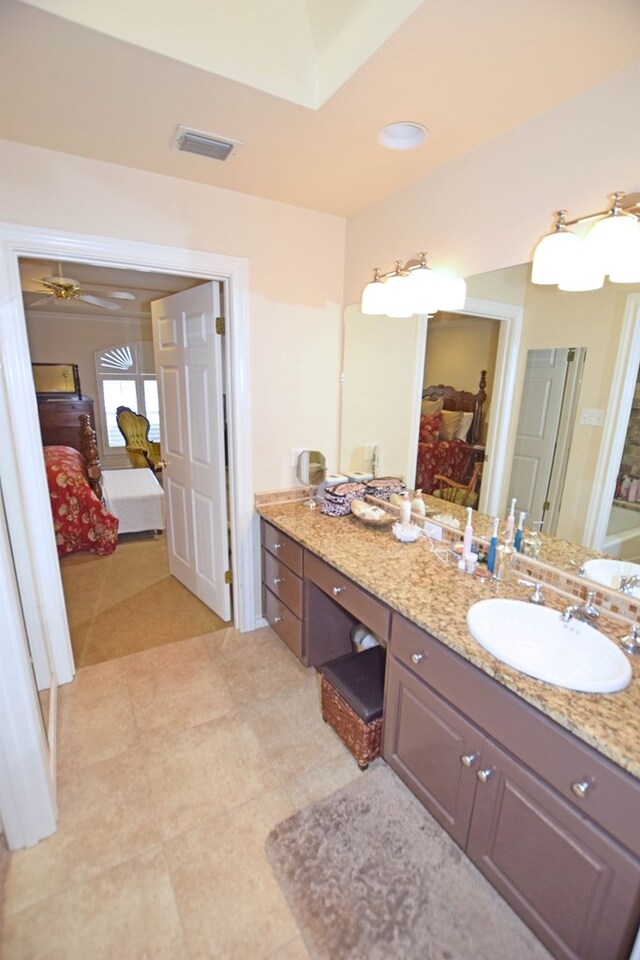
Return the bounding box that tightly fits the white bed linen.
[102,468,165,534]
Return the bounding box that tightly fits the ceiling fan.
[27,265,136,311]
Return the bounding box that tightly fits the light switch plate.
[579,408,604,426]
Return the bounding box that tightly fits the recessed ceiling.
[3,0,640,217]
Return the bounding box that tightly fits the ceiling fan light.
[531,229,578,285]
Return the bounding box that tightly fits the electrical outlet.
[579,408,604,426]
[291,447,305,467]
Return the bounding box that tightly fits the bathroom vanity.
[259,503,640,960]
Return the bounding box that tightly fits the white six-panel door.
[151,282,231,621]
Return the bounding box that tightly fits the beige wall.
[0,138,346,492]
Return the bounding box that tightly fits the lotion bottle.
[495,530,514,583]
[401,492,412,525]
[487,517,499,574]
[514,511,526,552]
[411,489,426,517]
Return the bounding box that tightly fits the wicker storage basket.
[321,675,383,770]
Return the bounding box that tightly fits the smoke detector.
[173,124,243,162]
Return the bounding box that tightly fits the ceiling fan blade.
[27,294,55,306]
[78,294,122,310]
[94,289,135,300]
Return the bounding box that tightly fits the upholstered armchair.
[115,406,163,473]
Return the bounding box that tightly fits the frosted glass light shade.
[385,273,414,317]
[437,277,467,311]
[531,229,579,284]
[361,279,388,315]
[407,266,441,314]
[585,214,639,276]
[557,248,604,292]
[609,229,640,283]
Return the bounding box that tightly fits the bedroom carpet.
[60,534,228,667]
[266,764,553,960]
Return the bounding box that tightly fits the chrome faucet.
[619,574,640,595]
[561,590,600,623]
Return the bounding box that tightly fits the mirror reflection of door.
[507,347,585,534]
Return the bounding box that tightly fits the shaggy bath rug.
[266,764,553,960]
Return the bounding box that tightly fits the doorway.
[0,222,255,849]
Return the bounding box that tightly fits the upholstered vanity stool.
[320,646,386,770]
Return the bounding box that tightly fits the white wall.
[0,138,346,492]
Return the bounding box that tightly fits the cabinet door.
[467,739,640,960]
[384,657,483,849]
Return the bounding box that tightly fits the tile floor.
[1,626,363,960]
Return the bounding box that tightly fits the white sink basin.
[467,599,632,693]
[582,558,640,597]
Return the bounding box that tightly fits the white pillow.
[439,410,463,440]
[455,411,474,441]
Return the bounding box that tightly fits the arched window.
[94,341,160,449]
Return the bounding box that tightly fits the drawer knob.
[273,543,283,550]
[460,753,478,768]
[273,615,284,624]
[332,586,345,595]
[476,767,494,783]
[273,577,284,584]
[411,652,426,664]
[571,780,591,799]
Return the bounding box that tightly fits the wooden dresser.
[36,394,96,453]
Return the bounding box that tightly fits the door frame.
[0,222,256,848]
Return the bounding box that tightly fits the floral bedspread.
[44,446,118,557]
[415,438,471,494]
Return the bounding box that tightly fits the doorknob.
[156,459,168,469]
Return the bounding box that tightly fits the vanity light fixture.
[532,191,640,291]
[361,253,467,317]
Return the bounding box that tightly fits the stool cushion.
[321,646,386,724]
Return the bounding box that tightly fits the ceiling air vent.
[173,124,243,162]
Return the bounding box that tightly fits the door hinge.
[543,500,551,512]
[567,348,575,362]
[216,316,225,336]
[224,569,233,585]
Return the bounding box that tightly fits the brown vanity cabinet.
[261,520,303,660]
[384,614,640,960]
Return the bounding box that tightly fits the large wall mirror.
[340,262,640,572]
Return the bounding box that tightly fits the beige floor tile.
[123,635,235,740]
[205,626,310,706]
[265,936,312,960]
[5,750,162,914]
[281,750,360,810]
[165,787,299,960]
[243,679,347,781]
[3,849,188,960]
[141,713,279,840]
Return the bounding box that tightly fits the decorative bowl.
[350,500,396,526]
[392,521,421,543]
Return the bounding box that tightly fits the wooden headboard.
[422,369,487,446]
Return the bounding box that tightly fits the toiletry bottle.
[630,477,639,504]
[411,489,426,517]
[514,511,526,552]
[487,517,499,574]
[401,492,412,525]
[621,475,631,500]
[495,531,514,583]
[505,498,517,540]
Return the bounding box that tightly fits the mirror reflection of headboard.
[422,369,487,446]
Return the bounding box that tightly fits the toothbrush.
[487,517,499,574]
[458,506,474,571]
[514,511,526,552]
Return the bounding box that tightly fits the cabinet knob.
[273,615,284,624]
[460,753,478,768]
[411,652,426,664]
[273,543,283,550]
[571,780,591,799]
[273,577,284,584]
[332,586,345,595]
[476,767,494,783]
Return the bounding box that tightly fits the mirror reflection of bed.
[37,405,228,668]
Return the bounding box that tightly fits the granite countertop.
[257,499,640,780]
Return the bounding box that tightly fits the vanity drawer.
[304,551,390,640]
[261,520,303,576]
[263,585,302,660]
[391,613,640,857]
[262,549,302,619]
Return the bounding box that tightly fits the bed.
[43,413,119,557]
[415,370,487,495]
